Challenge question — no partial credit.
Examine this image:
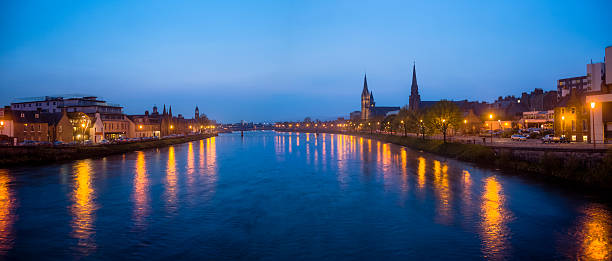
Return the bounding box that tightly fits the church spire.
[411,62,418,94]
[409,63,421,111]
[361,73,369,97]
[163,104,167,115]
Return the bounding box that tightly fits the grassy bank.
[0,134,217,167]
[279,129,612,188]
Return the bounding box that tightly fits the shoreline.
[275,129,612,189]
[0,133,217,168]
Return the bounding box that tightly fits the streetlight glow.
[591,102,596,109]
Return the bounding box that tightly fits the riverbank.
[276,129,612,188]
[0,133,217,167]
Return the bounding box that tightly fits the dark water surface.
[0,131,610,260]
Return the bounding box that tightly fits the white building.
[585,46,612,144]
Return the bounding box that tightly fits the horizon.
[1,0,611,122]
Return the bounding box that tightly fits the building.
[10,96,64,113]
[586,46,612,144]
[8,110,51,142]
[554,89,590,142]
[520,110,554,129]
[129,106,162,138]
[359,74,400,120]
[520,88,558,111]
[558,76,589,99]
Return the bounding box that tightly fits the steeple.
[195,106,200,119]
[409,62,421,111]
[411,62,418,93]
[163,104,167,115]
[361,74,370,97]
[169,106,172,117]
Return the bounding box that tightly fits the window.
[561,108,565,114]
[572,135,576,141]
[20,113,25,118]
[583,135,588,142]
[571,120,576,131]
[571,107,575,114]
[35,114,39,118]
[582,120,587,132]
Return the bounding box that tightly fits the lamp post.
[489,114,493,143]
[561,116,565,139]
[401,120,407,137]
[591,102,596,149]
[441,119,447,143]
[419,119,425,140]
[81,122,86,144]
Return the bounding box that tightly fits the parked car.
[100,139,110,145]
[18,140,38,146]
[53,141,65,146]
[541,135,570,143]
[510,135,527,141]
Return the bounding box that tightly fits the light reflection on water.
[480,176,511,259]
[165,146,177,212]
[0,169,16,254]
[70,159,96,254]
[575,203,612,260]
[132,151,149,229]
[0,131,610,259]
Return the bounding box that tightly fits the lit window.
[583,135,588,142]
[571,135,576,141]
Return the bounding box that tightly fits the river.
[0,131,610,260]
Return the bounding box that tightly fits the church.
[355,64,421,120]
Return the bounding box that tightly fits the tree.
[425,100,462,143]
[394,106,424,137]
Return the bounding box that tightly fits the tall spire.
[163,104,167,115]
[361,73,369,97]
[409,63,421,111]
[411,62,418,94]
[169,106,172,117]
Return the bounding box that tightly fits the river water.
[0,131,610,260]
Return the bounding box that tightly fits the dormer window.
[35,114,39,118]
[21,113,25,118]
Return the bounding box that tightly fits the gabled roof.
[11,111,63,124]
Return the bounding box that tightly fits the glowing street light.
[489,114,494,143]
[561,116,565,138]
[590,102,596,149]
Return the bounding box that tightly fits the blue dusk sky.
[1,0,611,123]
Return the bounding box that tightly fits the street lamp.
[561,116,565,138]
[419,119,425,140]
[401,120,407,137]
[590,102,596,149]
[489,114,494,143]
[441,119,448,143]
